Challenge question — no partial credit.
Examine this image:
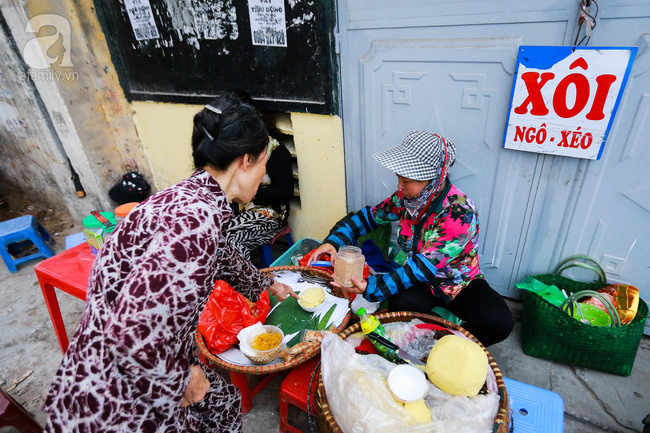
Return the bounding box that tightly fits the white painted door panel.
[338,2,579,297]
[338,1,650,335]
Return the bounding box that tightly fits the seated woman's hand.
[268,281,299,301]
[181,365,210,408]
[306,243,337,266]
[331,276,367,295]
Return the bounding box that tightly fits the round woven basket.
[195,266,352,375]
[316,311,511,433]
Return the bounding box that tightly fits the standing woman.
[43,91,297,432]
[308,130,513,347]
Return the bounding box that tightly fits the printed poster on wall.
[502,46,637,160]
[124,0,160,41]
[247,0,288,47]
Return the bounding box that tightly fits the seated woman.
[225,94,294,260]
[226,129,294,260]
[43,91,297,433]
[308,130,513,347]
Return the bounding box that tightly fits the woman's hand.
[331,276,367,295]
[181,365,210,408]
[306,243,337,266]
[268,281,299,301]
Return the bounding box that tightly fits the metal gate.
[337,0,650,334]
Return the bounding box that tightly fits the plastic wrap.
[321,334,499,433]
[384,321,450,363]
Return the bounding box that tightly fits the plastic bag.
[321,334,499,433]
[198,280,270,354]
[516,277,566,307]
[351,293,380,314]
[385,322,448,362]
[321,334,417,432]
[584,284,640,324]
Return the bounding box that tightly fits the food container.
[82,212,116,254]
[238,324,285,365]
[298,286,326,312]
[333,246,364,288]
[114,202,139,224]
[387,364,428,403]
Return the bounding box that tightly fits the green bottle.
[357,308,401,363]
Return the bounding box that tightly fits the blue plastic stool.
[257,225,295,268]
[0,215,54,273]
[504,377,565,432]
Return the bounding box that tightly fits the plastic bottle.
[357,308,401,363]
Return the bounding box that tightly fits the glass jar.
[82,212,116,254]
[333,246,365,288]
[114,202,139,224]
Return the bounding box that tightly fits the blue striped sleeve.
[363,253,440,302]
[324,206,378,248]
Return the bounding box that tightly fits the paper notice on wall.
[247,0,287,47]
[124,0,160,41]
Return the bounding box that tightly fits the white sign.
[503,46,636,160]
[124,0,160,41]
[247,0,287,47]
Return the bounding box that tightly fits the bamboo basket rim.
[195,266,351,375]
[316,311,511,433]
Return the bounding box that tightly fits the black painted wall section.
[93,0,338,114]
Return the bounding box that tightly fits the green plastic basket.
[520,255,649,376]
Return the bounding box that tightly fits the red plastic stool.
[279,356,320,433]
[34,242,95,353]
[0,389,43,433]
[198,352,277,415]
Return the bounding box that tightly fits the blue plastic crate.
[270,237,321,267]
[504,377,565,432]
[65,232,86,250]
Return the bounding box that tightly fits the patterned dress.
[43,170,273,432]
[324,178,483,302]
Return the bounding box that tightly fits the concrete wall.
[0,12,67,208]
[0,0,154,221]
[0,0,347,239]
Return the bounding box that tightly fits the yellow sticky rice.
[299,287,325,308]
[251,332,282,351]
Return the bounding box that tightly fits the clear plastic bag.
[321,334,416,432]
[321,334,499,433]
[351,294,381,315]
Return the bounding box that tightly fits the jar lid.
[338,245,362,256]
[82,212,116,228]
[114,202,139,218]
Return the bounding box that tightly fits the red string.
[412,135,449,225]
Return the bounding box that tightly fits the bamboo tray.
[195,266,352,374]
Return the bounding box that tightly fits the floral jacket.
[324,178,484,302]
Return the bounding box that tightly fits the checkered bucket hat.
[372,131,456,181]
